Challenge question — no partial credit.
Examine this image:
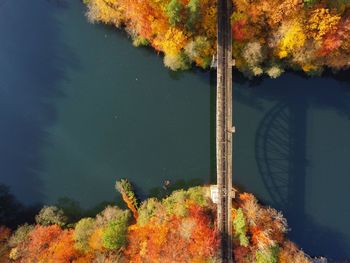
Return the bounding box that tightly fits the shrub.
[187,186,208,207]
[95,206,130,227]
[102,214,129,250]
[35,206,67,227]
[8,224,34,247]
[74,218,96,252]
[164,53,191,71]
[256,246,279,263]
[162,190,188,216]
[137,198,163,226]
[166,0,182,26]
[233,208,249,247]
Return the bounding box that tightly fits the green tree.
[186,0,200,29]
[102,214,129,250]
[233,208,249,247]
[256,246,279,263]
[166,0,183,26]
[137,198,163,226]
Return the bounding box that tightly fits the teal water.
[0,0,350,260]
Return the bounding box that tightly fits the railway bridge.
[216,0,234,261]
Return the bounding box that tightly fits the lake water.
[1,0,350,260]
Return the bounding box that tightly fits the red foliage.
[232,19,248,41]
[0,226,10,242]
[318,33,342,56]
[125,204,219,262]
[19,226,80,262]
[26,225,62,261]
[233,246,250,262]
[187,205,220,258]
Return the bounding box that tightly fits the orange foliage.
[239,192,254,201]
[46,230,80,262]
[0,227,10,242]
[125,204,218,262]
[187,205,219,258]
[88,228,104,252]
[121,192,138,220]
[73,253,96,263]
[25,225,62,261]
[0,226,11,263]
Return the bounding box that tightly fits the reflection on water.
[0,0,79,204]
[0,0,350,260]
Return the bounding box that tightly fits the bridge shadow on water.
[0,0,79,210]
[235,70,350,260]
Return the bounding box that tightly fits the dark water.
[0,0,350,260]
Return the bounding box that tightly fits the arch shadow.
[253,76,350,260]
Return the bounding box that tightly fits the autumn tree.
[35,206,67,227]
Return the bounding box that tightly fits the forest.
[0,180,317,262]
[83,0,350,78]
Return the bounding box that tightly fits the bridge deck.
[216,0,234,261]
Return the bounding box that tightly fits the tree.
[233,208,249,247]
[116,179,139,219]
[102,215,129,250]
[25,225,62,261]
[95,206,130,227]
[307,8,341,41]
[35,206,67,227]
[74,218,96,252]
[166,0,183,26]
[86,0,125,27]
[46,230,80,262]
[186,0,200,29]
[0,226,11,263]
[8,223,34,248]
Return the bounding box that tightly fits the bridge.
[216,0,234,261]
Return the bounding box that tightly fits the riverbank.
[0,180,318,263]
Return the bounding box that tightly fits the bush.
[256,246,279,263]
[74,218,95,252]
[133,37,149,47]
[162,190,188,216]
[187,186,208,207]
[95,206,130,227]
[137,198,163,226]
[164,53,191,71]
[102,214,129,250]
[233,208,249,247]
[166,0,182,26]
[8,224,34,247]
[35,206,67,227]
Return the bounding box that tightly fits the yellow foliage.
[307,8,341,41]
[201,4,217,38]
[87,0,125,26]
[88,228,104,251]
[154,28,187,55]
[8,248,18,260]
[301,63,319,72]
[278,20,306,58]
